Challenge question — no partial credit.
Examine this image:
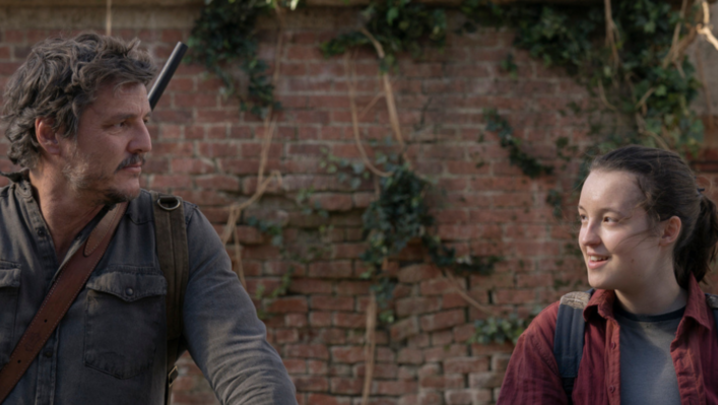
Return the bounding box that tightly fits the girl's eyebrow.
[577,205,629,217]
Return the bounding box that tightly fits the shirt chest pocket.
[0,265,20,369]
[83,269,167,380]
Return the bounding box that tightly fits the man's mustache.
[116,154,146,172]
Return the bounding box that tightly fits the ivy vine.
[463,0,704,156]
[469,312,537,345]
[360,161,499,318]
[191,0,715,342]
[320,0,447,69]
[483,108,553,179]
[186,0,282,117]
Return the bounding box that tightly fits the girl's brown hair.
[591,145,718,288]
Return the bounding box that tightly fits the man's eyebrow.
[105,111,152,122]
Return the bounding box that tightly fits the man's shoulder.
[128,189,199,225]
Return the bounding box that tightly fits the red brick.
[4,30,24,44]
[308,261,353,279]
[333,312,366,328]
[391,317,420,342]
[197,142,239,158]
[396,297,442,317]
[330,377,363,395]
[194,174,240,191]
[307,393,351,405]
[397,348,424,364]
[151,174,191,189]
[312,295,354,311]
[491,353,512,372]
[424,345,469,362]
[266,297,308,313]
[469,372,504,388]
[420,374,465,389]
[152,109,193,124]
[374,380,418,395]
[286,344,329,360]
[444,357,489,374]
[332,243,367,259]
[285,313,308,328]
[275,328,299,343]
[453,324,476,343]
[420,278,466,296]
[470,342,514,356]
[310,193,353,211]
[331,346,364,364]
[316,328,346,345]
[310,311,332,327]
[292,376,329,392]
[493,288,536,305]
[289,278,333,294]
[420,309,466,332]
[175,92,217,108]
[397,264,441,284]
[283,358,307,374]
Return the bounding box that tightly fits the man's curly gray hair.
[1,32,156,169]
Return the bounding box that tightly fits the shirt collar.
[583,273,711,330]
[0,169,29,183]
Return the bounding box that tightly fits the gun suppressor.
[148,42,188,110]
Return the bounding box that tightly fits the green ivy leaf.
[387,7,399,25]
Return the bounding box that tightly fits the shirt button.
[125,287,134,296]
[43,350,53,358]
[37,228,45,237]
[610,342,617,349]
[609,385,615,393]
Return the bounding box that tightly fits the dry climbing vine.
[188,0,718,393]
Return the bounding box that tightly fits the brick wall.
[2,4,718,405]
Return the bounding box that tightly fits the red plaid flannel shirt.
[498,274,718,405]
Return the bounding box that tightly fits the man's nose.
[130,120,152,154]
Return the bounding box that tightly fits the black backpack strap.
[554,289,593,404]
[705,293,718,333]
[150,191,189,405]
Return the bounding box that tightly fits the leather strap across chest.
[0,202,128,403]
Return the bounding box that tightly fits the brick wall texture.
[3,4,718,405]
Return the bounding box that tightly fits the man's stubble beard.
[62,146,141,206]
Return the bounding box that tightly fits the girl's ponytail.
[674,195,718,286]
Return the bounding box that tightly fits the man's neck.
[29,169,104,262]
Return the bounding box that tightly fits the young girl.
[498,145,718,404]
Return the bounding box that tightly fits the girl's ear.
[35,117,60,155]
[659,216,682,246]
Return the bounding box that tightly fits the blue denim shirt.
[0,174,296,405]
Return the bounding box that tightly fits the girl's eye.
[603,216,616,223]
[578,214,587,222]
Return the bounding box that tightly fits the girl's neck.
[615,279,688,316]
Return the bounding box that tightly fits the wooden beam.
[0,0,604,7]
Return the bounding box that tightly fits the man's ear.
[35,117,60,155]
[659,216,682,247]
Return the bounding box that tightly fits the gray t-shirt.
[615,305,684,405]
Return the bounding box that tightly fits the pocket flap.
[86,271,167,302]
[0,268,20,289]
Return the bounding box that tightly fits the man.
[0,33,296,404]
